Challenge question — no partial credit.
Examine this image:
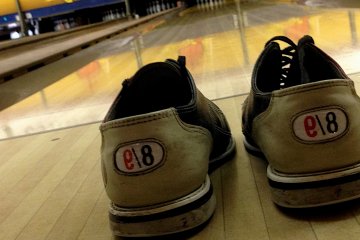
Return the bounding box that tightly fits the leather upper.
[242,35,360,174]
[100,57,234,207]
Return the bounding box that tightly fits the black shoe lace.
[265,36,297,88]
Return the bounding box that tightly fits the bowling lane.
[2,0,360,139]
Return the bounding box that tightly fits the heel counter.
[100,108,212,207]
[253,80,360,173]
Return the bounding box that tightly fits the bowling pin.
[156,1,161,12]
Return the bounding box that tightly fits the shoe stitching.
[100,111,173,130]
[101,109,212,139]
[272,80,352,97]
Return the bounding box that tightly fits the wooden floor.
[3,0,360,239]
[2,95,360,240]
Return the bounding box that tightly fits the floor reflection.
[1,0,360,139]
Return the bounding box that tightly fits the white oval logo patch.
[114,139,165,175]
[293,107,348,143]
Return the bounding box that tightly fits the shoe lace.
[265,36,297,88]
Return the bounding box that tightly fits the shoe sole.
[109,175,216,237]
[243,137,360,208]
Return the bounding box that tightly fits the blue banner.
[0,0,124,25]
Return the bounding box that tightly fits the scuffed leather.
[100,108,212,207]
[253,80,360,174]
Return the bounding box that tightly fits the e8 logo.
[115,140,165,174]
[122,145,155,170]
[293,107,348,142]
[303,112,338,137]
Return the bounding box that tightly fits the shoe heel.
[267,164,360,208]
[108,175,216,237]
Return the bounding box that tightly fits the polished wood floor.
[2,95,360,240]
[2,0,360,239]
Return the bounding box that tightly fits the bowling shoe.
[100,56,235,237]
[242,35,360,207]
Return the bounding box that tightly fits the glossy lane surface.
[1,0,360,139]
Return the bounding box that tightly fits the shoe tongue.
[116,62,192,118]
[256,42,283,92]
[297,35,315,84]
[298,35,314,47]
